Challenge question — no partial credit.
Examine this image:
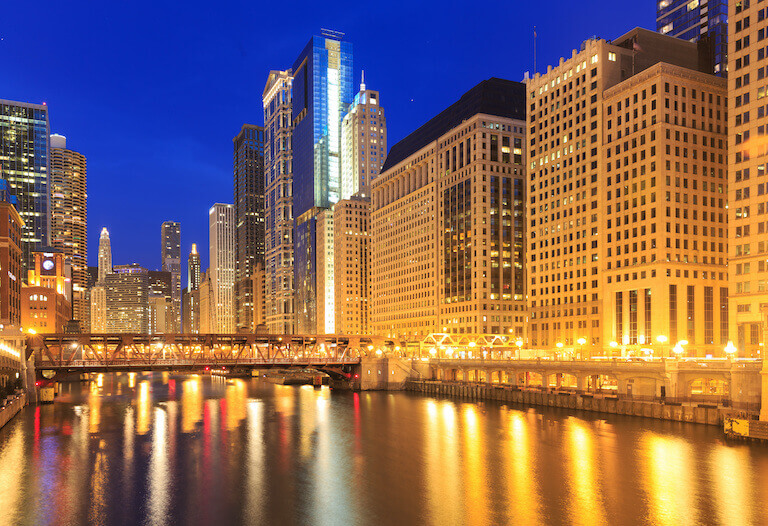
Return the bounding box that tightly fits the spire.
[360,70,366,92]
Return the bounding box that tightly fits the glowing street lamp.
[673,342,685,358]
[725,341,737,358]
[656,335,668,344]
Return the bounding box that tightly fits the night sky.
[2,0,652,282]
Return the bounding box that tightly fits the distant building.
[316,209,334,333]
[0,180,23,328]
[97,227,112,282]
[50,134,88,329]
[105,267,149,333]
[233,124,265,333]
[161,221,181,332]
[263,69,295,334]
[341,74,387,199]
[209,204,235,333]
[182,244,201,333]
[252,263,266,329]
[0,99,51,276]
[199,270,213,333]
[372,78,527,340]
[90,228,113,332]
[22,251,71,333]
[334,196,371,334]
[657,0,727,76]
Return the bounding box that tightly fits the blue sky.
[2,0,653,279]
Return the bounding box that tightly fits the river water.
[0,372,767,526]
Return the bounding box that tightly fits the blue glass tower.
[290,31,353,333]
[657,0,727,76]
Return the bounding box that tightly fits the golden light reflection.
[181,378,202,433]
[148,407,170,525]
[640,432,698,526]
[565,419,607,526]
[298,386,318,458]
[710,445,754,526]
[504,411,542,523]
[128,372,136,389]
[136,381,151,435]
[89,384,102,434]
[461,405,488,525]
[425,399,462,524]
[0,424,24,523]
[244,401,265,523]
[88,439,109,524]
[225,380,247,430]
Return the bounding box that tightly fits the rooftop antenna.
[360,70,366,91]
[534,26,537,74]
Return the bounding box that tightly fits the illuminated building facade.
[372,78,527,341]
[209,203,235,333]
[657,0,727,76]
[182,243,201,333]
[728,0,768,355]
[50,134,88,329]
[22,251,71,333]
[316,209,334,333]
[334,196,371,334]
[263,69,295,334]
[341,75,387,199]
[105,265,150,333]
[0,99,50,276]
[161,221,181,332]
[290,31,353,333]
[233,124,265,332]
[0,180,23,327]
[527,28,727,356]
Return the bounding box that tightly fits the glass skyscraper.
[290,31,353,333]
[657,0,727,76]
[0,99,51,276]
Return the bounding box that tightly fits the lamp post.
[556,341,564,360]
[577,337,587,360]
[725,340,737,360]
[656,335,668,357]
[515,340,523,360]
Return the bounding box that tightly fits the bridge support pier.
[358,356,413,390]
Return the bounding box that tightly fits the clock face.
[42,259,54,271]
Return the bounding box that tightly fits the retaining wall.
[0,393,27,431]
[405,380,748,426]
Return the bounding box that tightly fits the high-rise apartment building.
[527,28,727,357]
[657,0,727,76]
[50,134,88,328]
[341,75,387,199]
[233,124,265,333]
[263,69,295,334]
[209,203,235,333]
[371,78,527,341]
[105,265,150,333]
[0,100,50,275]
[199,270,213,333]
[160,221,181,332]
[0,180,23,328]
[728,1,768,356]
[290,31,353,333]
[334,196,371,334]
[90,227,113,332]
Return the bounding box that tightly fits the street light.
[577,337,587,360]
[725,341,737,358]
[515,340,523,360]
[673,342,685,358]
[656,335,668,344]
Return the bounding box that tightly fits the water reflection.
[2,373,768,525]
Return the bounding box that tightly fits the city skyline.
[0,1,654,279]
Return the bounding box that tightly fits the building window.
[616,291,623,343]
[669,285,677,342]
[720,287,729,345]
[687,285,695,344]
[704,286,713,345]
[629,290,638,345]
[644,289,651,344]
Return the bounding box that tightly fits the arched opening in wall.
[688,377,729,399]
[435,368,443,380]
[547,373,577,388]
[449,369,463,382]
[466,370,476,382]
[490,370,504,384]
[477,370,487,383]
[526,372,544,387]
[586,374,618,392]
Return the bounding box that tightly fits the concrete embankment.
[0,393,27,431]
[405,380,749,426]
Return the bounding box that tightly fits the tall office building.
[183,244,201,333]
[334,196,371,334]
[316,209,334,333]
[105,265,150,333]
[160,221,181,332]
[657,0,727,76]
[263,69,295,334]
[0,180,23,328]
[371,78,527,340]
[50,134,88,327]
[526,28,727,357]
[209,203,235,333]
[0,100,51,275]
[341,74,387,199]
[233,124,265,333]
[199,270,213,333]
[97,227,112,282]
[728,1,768,356]
[290,31,353,333]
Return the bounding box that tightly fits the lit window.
[661,23,673,34]
[687,0,698,10]
[608,52,616,62]
[591,54,598,64]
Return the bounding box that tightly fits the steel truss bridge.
[25,333,388,374]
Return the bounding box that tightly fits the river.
[0,372,767,525]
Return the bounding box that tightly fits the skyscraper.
[334,196,371,335]
[0,100,51,276]
[341,73,387,199]
[97,227,112,282]
[729,1,765,356]
[0,180,23,328]
[188,243,201,291]
[50,134,88,327]
[233,124,265,333]
[161,221,181,332]
[263,69,295,334]
[106,264,150,333]
[526,28,727,357]
[209,203,235,333]
[290,31,353,333]
[183,243,201,333]
[657,0,727,76]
